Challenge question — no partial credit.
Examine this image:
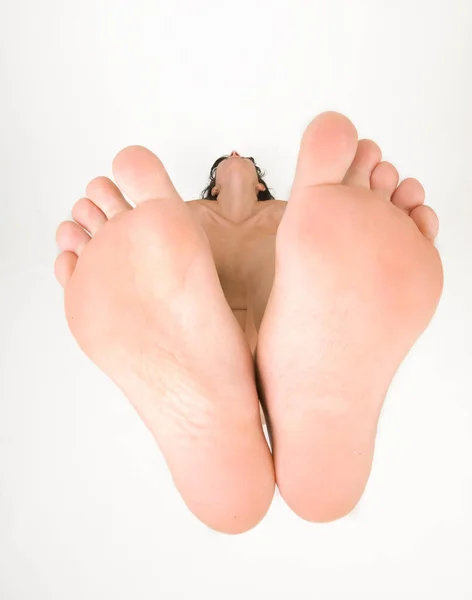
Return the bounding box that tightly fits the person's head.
[200,151,275,201]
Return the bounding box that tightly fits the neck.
[215,185,259,223]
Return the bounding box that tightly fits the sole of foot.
[55,146,274,534]
[255,112,443,522]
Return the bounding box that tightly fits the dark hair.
[200,155,275,201]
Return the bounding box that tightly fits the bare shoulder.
[263,199,288,220]
[268,199,288,210]
[185,199,220,220]
[184,198,287,227]
[185,199,286,209]
[185,199,208,209]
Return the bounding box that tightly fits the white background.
[1,0,471,598]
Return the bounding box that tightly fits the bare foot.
[55,146,274,533]
[256,112,443,522]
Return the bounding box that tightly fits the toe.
[409,205,439,241]
[86,176,131,219]
[54,251,78,287]
[56,221,90,256]
[343,139,382,188]
[391,177,425,211]
[72,197,107,235]
[370,161,399,196]
[112,145,182,206]
[292,112,359,192]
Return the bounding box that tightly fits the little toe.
[391,177,425,211]
[54,251,78,287]
[85,176,131,219]
[370,161,399,196]
[112,146,181,206]
[343,139,382,188]
[409,205,439,241]
[72,197,108,235]
[56,221,90,256]
[292,112,359,192]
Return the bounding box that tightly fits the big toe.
[112,145,181,206]
[292,112,358,193]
